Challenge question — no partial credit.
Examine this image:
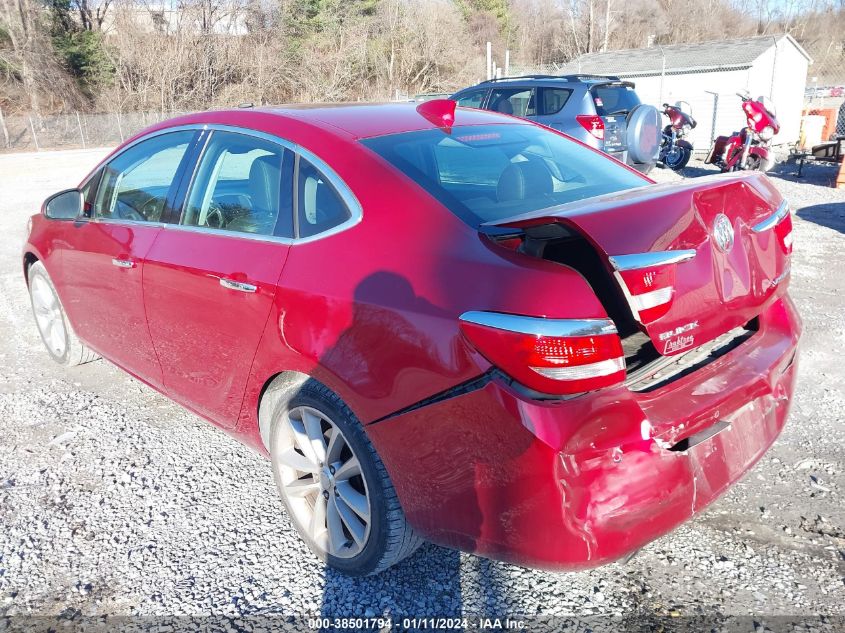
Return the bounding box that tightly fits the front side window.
[488,88,536,117]
[183,131,293,237]
[362,124,646,228]
[296,157,351,239]
[94,131,194,222]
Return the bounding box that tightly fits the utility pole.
[602,0,611,52]
[486,42,492,80]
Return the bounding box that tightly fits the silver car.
[450,74,661,172]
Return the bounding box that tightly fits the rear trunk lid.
[487,172,792,356]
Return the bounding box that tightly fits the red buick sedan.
[23,100,800,576]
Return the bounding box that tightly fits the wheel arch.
[256,370,340,452]
[22,251,40,285]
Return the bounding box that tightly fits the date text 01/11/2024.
[308,617,526,630]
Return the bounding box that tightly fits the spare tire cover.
[626,104,661,164]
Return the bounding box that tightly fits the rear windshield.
[361,124,645,227]
[591,84,641,116]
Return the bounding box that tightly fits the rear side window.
[540,88,573,115]
[454,89,488,109]
[591,84,641,116]
[182,131,293,237]
[296,157,351,239]
[488,88,536,117]
[362,124,645,228]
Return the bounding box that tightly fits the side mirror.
[43,189,84,220]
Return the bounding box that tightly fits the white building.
[103,1,250,36]
[559,35,812,150]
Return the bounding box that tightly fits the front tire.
[27,261,99,367]
[664,145,691,171]
[263,377,423,576]
[751,154,774,172]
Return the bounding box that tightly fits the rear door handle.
[220,278,257,293]
[112,258,136,269]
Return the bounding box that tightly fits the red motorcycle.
[706,91,779,172]
[659,102,696,171]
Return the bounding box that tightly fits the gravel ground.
[0,149,844,627]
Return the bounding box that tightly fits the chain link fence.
[0,111,184,153]
[3,38,844,153]
[802,42,845,139]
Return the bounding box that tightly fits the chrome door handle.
[112,258,135,268]
[220,278,257,293]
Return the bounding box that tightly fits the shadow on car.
[291,269,524,615]
[796,202,845,234]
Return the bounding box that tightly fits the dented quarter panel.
[366,295,800,569]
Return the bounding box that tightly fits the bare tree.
[73,0,112,30]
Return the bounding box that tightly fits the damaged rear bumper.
[366,295,801,569]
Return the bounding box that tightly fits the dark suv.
[450,75,661,172]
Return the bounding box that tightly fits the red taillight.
[617,265,676,323]
[775,212,793,254]
[610,250,696,325]
[576,115,605,140]
[752,201,792,255]
[459,312,625,395]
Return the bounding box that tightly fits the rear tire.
[27,261,99,367]
[262,376,423,576]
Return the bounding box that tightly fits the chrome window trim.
[76,123,364,246]
[460,311,617,337]
[751,200,789,233]
[161,222,295,245]
[91,217,167,229]
[609,249,697,271]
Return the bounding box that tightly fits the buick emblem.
[713,214,734,253]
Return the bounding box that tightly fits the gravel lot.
[1,149,844,627]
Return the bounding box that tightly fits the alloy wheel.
[31,274,67,357]
[271,406,372,559]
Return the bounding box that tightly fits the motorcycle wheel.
[746,155,764,172]
[663,145,691,171]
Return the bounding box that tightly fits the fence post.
[0,107,9,149]
[75,112,86,148]
[28,115,40,151]
[659,46,666,103]
[769,36,778,100]
[710,92,719,143]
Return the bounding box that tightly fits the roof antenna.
[416,99,456,130]
[238,102,255,109]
